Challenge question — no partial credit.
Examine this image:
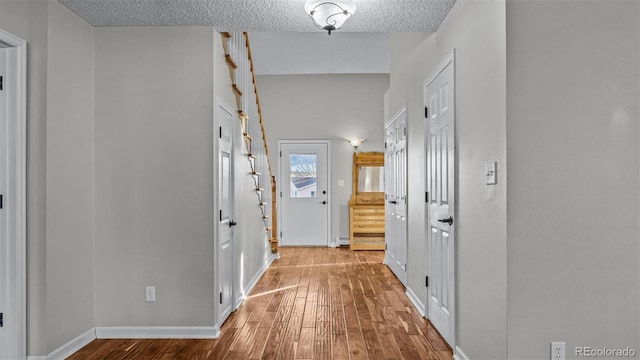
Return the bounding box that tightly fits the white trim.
[454,346,470,360]
[0,27,27,360]
[235,252,277,309]
[47,328,96,360]
[405,287,426,317]
[425,49,456,88]
[26,357,46,360]
[277,139,332,247]
[95,327,219,339]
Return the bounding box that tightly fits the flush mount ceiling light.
[304,0,356,35]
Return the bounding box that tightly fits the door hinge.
[0,76,3,91]
[425,191,429,203]
[0,194,3,209]
[219,126,222,139]
[425,107,429,118]
[425,276,429,287]
[385,243,387,250]
[0,312,3,327]
[384,142,387,149]
[219,292,222,304]
[219,209,222,221]
[279,151,282,157]
[280,231,282,238]
[280,191,282,198]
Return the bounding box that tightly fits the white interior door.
[279,141,329,246]
[425,51,456,348]
[217,103,235,325]
[385,109,408,285]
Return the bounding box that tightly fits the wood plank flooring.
[67,247,452,360]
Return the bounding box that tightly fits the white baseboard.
[27,357,46,360]
[47,328,96,360]
[95,326,219,339]
[233,252,277,309]
[405,286,426,317]
[454,346,470,360]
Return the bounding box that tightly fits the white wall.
[94,27,217,327]
[256,74,389,241]
[506,1,640,358]
[45,0,95,352]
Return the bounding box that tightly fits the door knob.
[389,200,398,204]
[229,221,237,227]
[438,216,453,225]
[322,190,327,194]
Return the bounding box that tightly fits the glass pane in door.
[290,154,317,198]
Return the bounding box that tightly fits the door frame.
[214,97,236,330]
[424,49,456,349]
[277,140,332,247]
[0,28,27,359]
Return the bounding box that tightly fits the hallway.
[68,247,452,359]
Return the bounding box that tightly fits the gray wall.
[45,0,96,351]
[0,0,96,354]
[94,26,217,327]
[387,0,508,358]
[256,74,389,241]
[506,1,640,358]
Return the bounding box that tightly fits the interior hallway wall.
[506,1,640,358]
[0,0,96,355]
[387,0,508,357]
[94,26,217,328]
[256,74,389,242]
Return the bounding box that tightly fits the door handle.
[229,221,237,228]
[321,201,327,205]
[438,216,453,225]
[389,200,398,204]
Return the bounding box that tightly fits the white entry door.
[385,108,407,285]
[217,103,235,325]
[425,51,456,348]
[279,141,330,246]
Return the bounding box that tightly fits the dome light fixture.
[304,0,356,35]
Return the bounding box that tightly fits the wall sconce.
[304,0,356,35]
[347,138,365,150]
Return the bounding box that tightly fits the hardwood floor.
[67,247,452,359]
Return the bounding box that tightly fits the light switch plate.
[338,180,345,187]
[485,161,497,185]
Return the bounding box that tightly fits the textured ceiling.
[249,32,390,75]
[57,0,456,32]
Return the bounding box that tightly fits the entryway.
[278,141,330,247]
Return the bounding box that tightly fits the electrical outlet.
[551,342,566,360]
[145,286,156,302]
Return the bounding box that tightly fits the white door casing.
[385,108,408,285]
[217,102,235,326]
[0,29,26,360]
[425,50,456,348]
[279,141,330,246]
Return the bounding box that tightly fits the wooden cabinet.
[349,152,385,250]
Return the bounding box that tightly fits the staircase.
[221,32,278,255]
